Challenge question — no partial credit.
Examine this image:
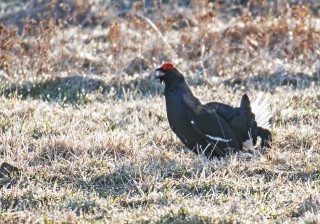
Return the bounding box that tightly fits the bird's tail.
[251,93,271,129]
[240,94,251,109]
[240,93,272,149]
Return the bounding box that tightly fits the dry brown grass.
[0,0,320,223]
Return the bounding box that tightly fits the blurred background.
[1,2,320,223]
[1,0,319,91]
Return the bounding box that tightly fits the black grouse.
[155,62,272,159]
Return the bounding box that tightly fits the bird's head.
[155,62,184,85]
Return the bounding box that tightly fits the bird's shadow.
[1,74,163,104]
[2,69,318,105]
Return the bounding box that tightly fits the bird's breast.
[164,92,190,132]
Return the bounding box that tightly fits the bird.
[155,62,272,159]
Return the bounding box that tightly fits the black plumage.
[206,94,272,149]
[155,62,272,158]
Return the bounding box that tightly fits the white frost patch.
[242,130,254,150]
[205,135,231,142]
[242,139,253,150]
[191,120,195,124]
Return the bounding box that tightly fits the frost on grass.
[0,0,320,223]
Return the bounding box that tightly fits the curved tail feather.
[251,93,271,129]
[240,94,251,109]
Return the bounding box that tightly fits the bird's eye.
[155,70,164,75]
[155,70,165,79]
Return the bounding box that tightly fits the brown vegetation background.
[0,0,319,223]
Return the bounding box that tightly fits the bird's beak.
[155,67,165,83]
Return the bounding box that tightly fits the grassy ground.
[0,0,320,223]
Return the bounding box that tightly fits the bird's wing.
[206,99,257,150]
[205,102,250,136]
[206,94,252,128]
[186,108,241,152]
[205,102,241,122]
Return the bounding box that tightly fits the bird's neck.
[163,81,202,137]
[164,81,201,111]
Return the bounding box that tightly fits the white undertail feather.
[242,94,271,150]
[242,130,254,150]
[251,93,271,129]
